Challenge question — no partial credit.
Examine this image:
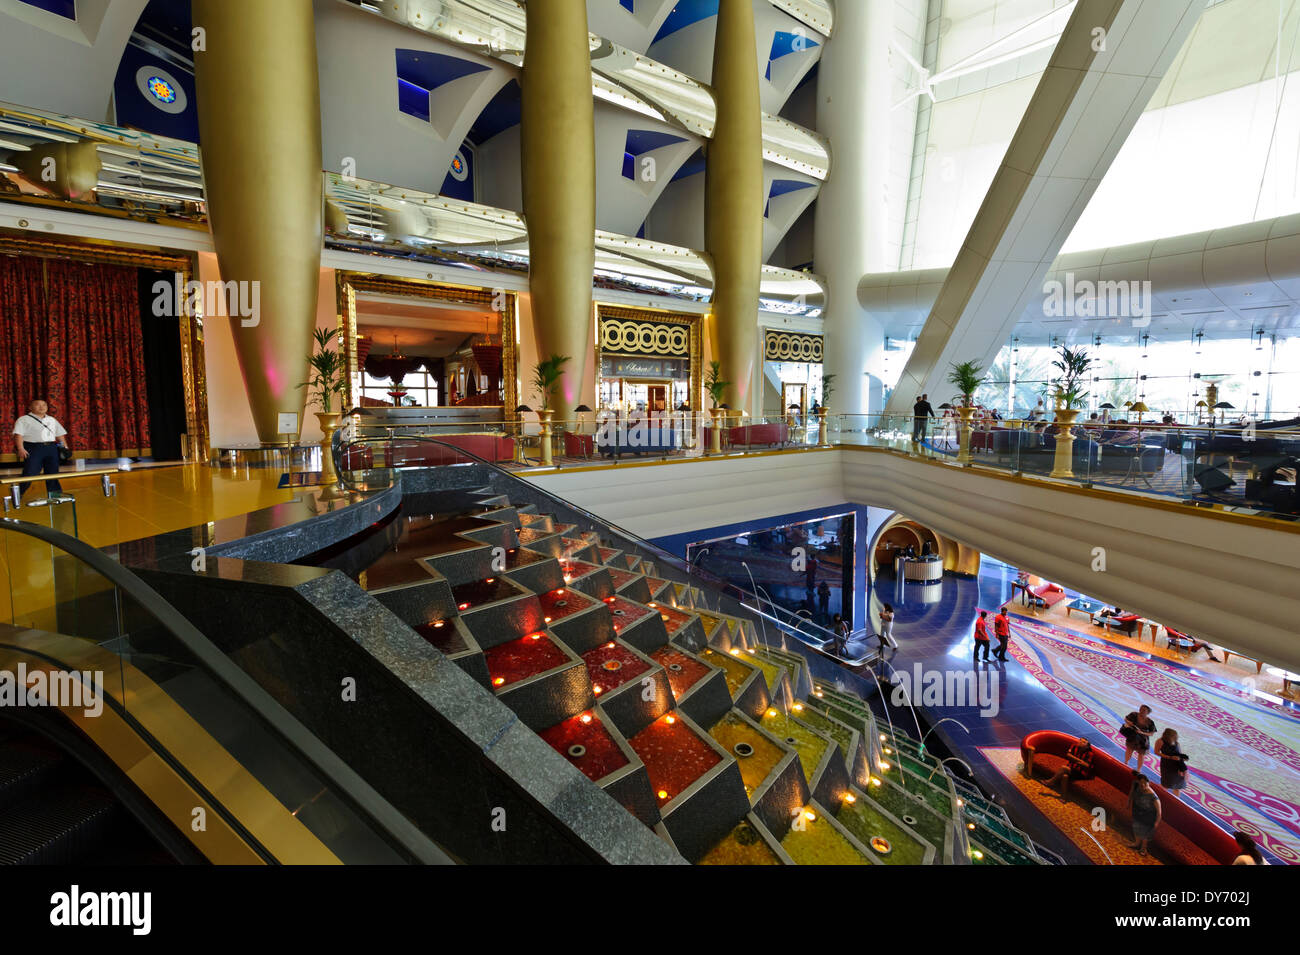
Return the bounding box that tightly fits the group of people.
[1039,703,1266,862]
[972,607,1012,663]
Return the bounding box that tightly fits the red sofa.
[384,435,515,466]
[1021,730,1239,865]
[562,431,594,459]
[1029,582,1066,607]
[727,422,788,448]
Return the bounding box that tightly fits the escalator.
[0,516,449,866]
[0,717,183,865]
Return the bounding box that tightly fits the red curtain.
[0,254,151,456]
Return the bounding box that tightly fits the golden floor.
[7,462,301,550]
[1,464,301,627]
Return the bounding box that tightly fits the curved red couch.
[1021,730,1239,865]
[386,435,515,465]
[727,422,787,447]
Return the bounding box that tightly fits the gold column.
[706,0,763,417]
[521,0,596,423]
[192,0,323,445]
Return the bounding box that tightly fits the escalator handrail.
[0,515,451,865]
[337,433,864,653]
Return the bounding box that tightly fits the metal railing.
[332,431,879,666]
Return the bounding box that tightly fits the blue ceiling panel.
[652,0,719,44]
[395,49,489,92]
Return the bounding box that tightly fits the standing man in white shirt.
[12,399,69,498]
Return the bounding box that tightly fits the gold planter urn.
[957,404,976,464]
[1050,407,1081,478]
[315,411,343,486]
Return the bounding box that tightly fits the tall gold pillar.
[705,0,763,416]
[521,1,596,422]
[192,0,323,445]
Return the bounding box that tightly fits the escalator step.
[0,736,68,812]
[0,782,122,865]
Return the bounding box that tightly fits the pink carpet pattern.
[1002,613,1300,864]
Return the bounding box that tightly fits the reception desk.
[901,555,943,583]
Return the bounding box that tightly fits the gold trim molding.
[764,328,823,363]
[595,303,702,411]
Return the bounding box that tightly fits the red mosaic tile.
[650,645,711,699]
[629,715,722,804]
[583,641,649,694]
[539,712,630,782]
[483,632,569,689]
[538,586,595,622]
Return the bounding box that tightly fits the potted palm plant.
[531,353,570,466]
[299,327,347,485]
[705,359,730,455]
[946,359,984,464]
[817,372,836,446]
[1048,345,1092,478]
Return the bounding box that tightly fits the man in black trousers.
[12,398,69,499]
[912,394,935,443]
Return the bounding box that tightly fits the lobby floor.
[872,562,1300,865]
[5,462,302,550]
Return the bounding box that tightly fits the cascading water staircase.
[316,481,1057,864]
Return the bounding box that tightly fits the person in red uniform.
[973,610,991,662]
[993,607,1012,662]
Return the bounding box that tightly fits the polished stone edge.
[291,570,684,865]
[209,481,403,562]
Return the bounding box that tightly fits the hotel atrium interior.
[0,0,1297,900]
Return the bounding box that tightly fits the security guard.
[12,399,69,498]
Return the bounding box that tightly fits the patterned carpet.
[1003,613,1300,864]
[980,746,1161,865]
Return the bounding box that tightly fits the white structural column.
[883,0,1203,417]
[813,0,893,417]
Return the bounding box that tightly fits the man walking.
[993,606,1012,662]
[973,610,991,662]
[912,394,935,443]
[12,398,69,499]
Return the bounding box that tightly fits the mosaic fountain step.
[601,595,670,654]
[751,645,814,699]
[697,814,791,865]
[864,774,964,865]
[453,575,546,645]
[759,706,847,808]
[515,523,568,557]
[539,710,658,828]
[648,644,732,728]
[780,801,878,865]
[730,648,792,709]
[696,647,769,719]
[968,840,1011,865]
[790,701,871,789]
[581,639,673,737]
[627,711,749,862]
[649,602,707,650]
[708,710,805,836]
[556,558,615,601]
[412,615,489,687]
[499,545,565,594]
[834,785,938,865]
[483,630,591,730]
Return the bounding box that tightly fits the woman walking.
[879,603,895,649]
[1154,728,1188,798]
[1121,704,1157,771]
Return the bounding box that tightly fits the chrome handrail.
[336,434,873,659]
